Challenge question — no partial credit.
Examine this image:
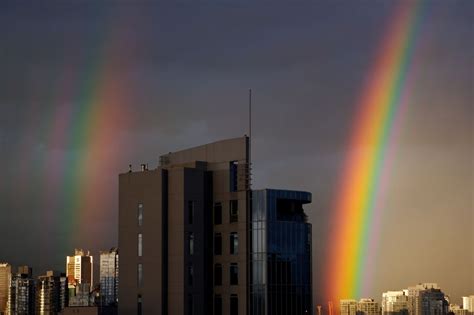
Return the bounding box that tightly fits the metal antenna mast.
[248,88,252,188]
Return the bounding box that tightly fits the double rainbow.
[326,0,425,301]
[13,7,136,255]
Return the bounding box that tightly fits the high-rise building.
[463,296,474,313]
[6,267,35,315]
[381,291,409,315]
[118,137,313,315]
[340,299,357,315]
[250,189,312,314]
[0,263,12,315]
[36,271,68,315]
[406,283,448,315]
[66,249,93,291]
[357,298,380,315]
[100,248,119,306]
[68,283,92,307]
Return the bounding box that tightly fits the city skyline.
[0,0,472,307]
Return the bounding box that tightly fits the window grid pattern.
[250,190,312,315]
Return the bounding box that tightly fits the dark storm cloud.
[0,0,472,303]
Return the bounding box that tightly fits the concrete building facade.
[118,137,313,315]
[0,264,11,315]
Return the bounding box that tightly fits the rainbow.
[325,0,425,302]
[13,8,137,256]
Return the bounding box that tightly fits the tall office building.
[118,137,313,315]
[100,248,119,306]
[357,298,380,315]
[66,249,93,291]
[6,266,35,315]
[382,291,409,314]
[250,189,312,314]
[0,263,11,315]
[36,271,68,315]
[406,283,448,315]
[340,299,357,315]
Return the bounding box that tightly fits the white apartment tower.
[66,249,93,291]
[382,291,409,314]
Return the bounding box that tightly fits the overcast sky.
[0,0,472,304]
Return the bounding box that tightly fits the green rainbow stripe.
[326,0,426,301]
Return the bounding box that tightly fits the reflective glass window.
[137,264,143,288]
[138,233,143,257]
[230,232,238,255]
[137,294,142,315]
[189,233,194,256]
[138,203,143,227]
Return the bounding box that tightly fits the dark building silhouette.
[118,137,313,315]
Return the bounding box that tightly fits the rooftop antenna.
[248,88,252,188]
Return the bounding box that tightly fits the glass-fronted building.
[250,189,312,315]
[100,248,119,306]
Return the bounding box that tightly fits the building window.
[230,232,238,255]
[229,200,238,223]
[230,263,238,285]
[138,203,143,227]
[188,233,194,256]
[137,294,142,315]
[230,294,238,315]
[188,201,194,224]
[214,264,222,286]
[188,264,194,286]
[138,233,143,257]
[137,264,143,288]
[214,202,222,225]
[214,233,222,255]
[229,161,238,192]
[214,295,222,315]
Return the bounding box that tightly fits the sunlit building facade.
[6,267,35,315]
[66,249,93,291]
[0,263,11,315]
[340,299,357,315]
[100,248,119,306]
[119,137,313,315]
[406,283,448,315]
[382,291,409,314]
[463,296,474,313]
[357,298,380,315]
[36,271,68,315]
